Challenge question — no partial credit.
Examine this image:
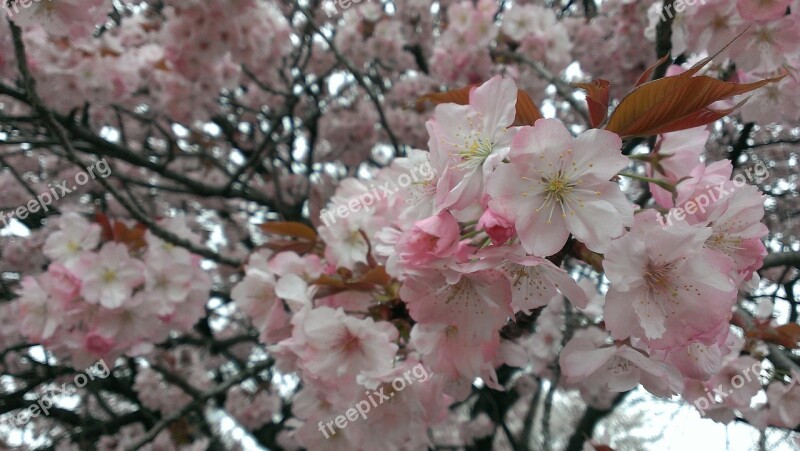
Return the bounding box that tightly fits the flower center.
[607,356,631,374]
[66,240,81,253]
[458,137,494,169]
[755,28,774,44]
[339,331,361,353]
[644,263,671,290]
[706,232,743,256]
[156,275,169,289]
[712,16,728,30]
[347,231,364,245]
[101,269,118,284]
[546,177,570,198]
[533,169,582,223]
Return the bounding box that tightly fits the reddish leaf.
[112,221,147,251]
[310,266,392,298]
[153,58,171,72]
[313,274,348,289]
[99,46,122,58]
[513,89,544,125]
[417,85,543,125]
[261,239,316,255]
[95,213,114,241]
[744,322,800,349]
[416,85,475,111]
[635,54,671,87]
[574,79,611,128]
[773,323,800,349]
[260,221,317,242]
[605,72,783,138]
[355,266,391,287]
[95,213,147,250]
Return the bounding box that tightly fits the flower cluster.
[230,76,779,450]
[15,213,211,368]
[3,0,799,447]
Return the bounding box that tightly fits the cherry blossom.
[486,118,633,256]
[560,332,684,398]
[427,75,518,212]
[0,0,797,448]
[279,306,399,387]
[77,242,146,309]
[395,210,461,267]
[737,0,793,21]
[603,211,736,347]
[400,267,513,344]
[42,212,102,267]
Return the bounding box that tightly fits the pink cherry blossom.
[224,386,282,431]
[231,251,292,344]
[560,333,684,398]
[400,267,513,344]
[427,76,518,212]
[708,356,763,408]
[267,251,324,279]
[462,245,589,312]
[282,306,399,384]
[647,126,709,208]
[43,212,102,267]
[765,371,800,428]
[410,323,502,398]
[9,0,108,39]
[658,160,733,214]
[702,185,768,280]
[731,16,800,72]
[685,0,743,54]
[395,210,461,267]
[503,255,588,311]
[83,331,115,357]
[486,118,633,256]
[16,276,60,341]
[655,325,735,380]
[351,361,450,450]
[318,216,370,269]
[0,0,794,445]
[78,242,146,309]
[737,0,793,21]
[476,207,515,245]
[143,254,194,315]
[603,211,736,348]
[42,263,81,306]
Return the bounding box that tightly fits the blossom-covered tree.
[0,1,799,450]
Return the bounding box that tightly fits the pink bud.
[478,208,515,245]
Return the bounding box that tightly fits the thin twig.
[124,360,272,451]
[8,21,242,267]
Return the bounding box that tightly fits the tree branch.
[762,252,800,270]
